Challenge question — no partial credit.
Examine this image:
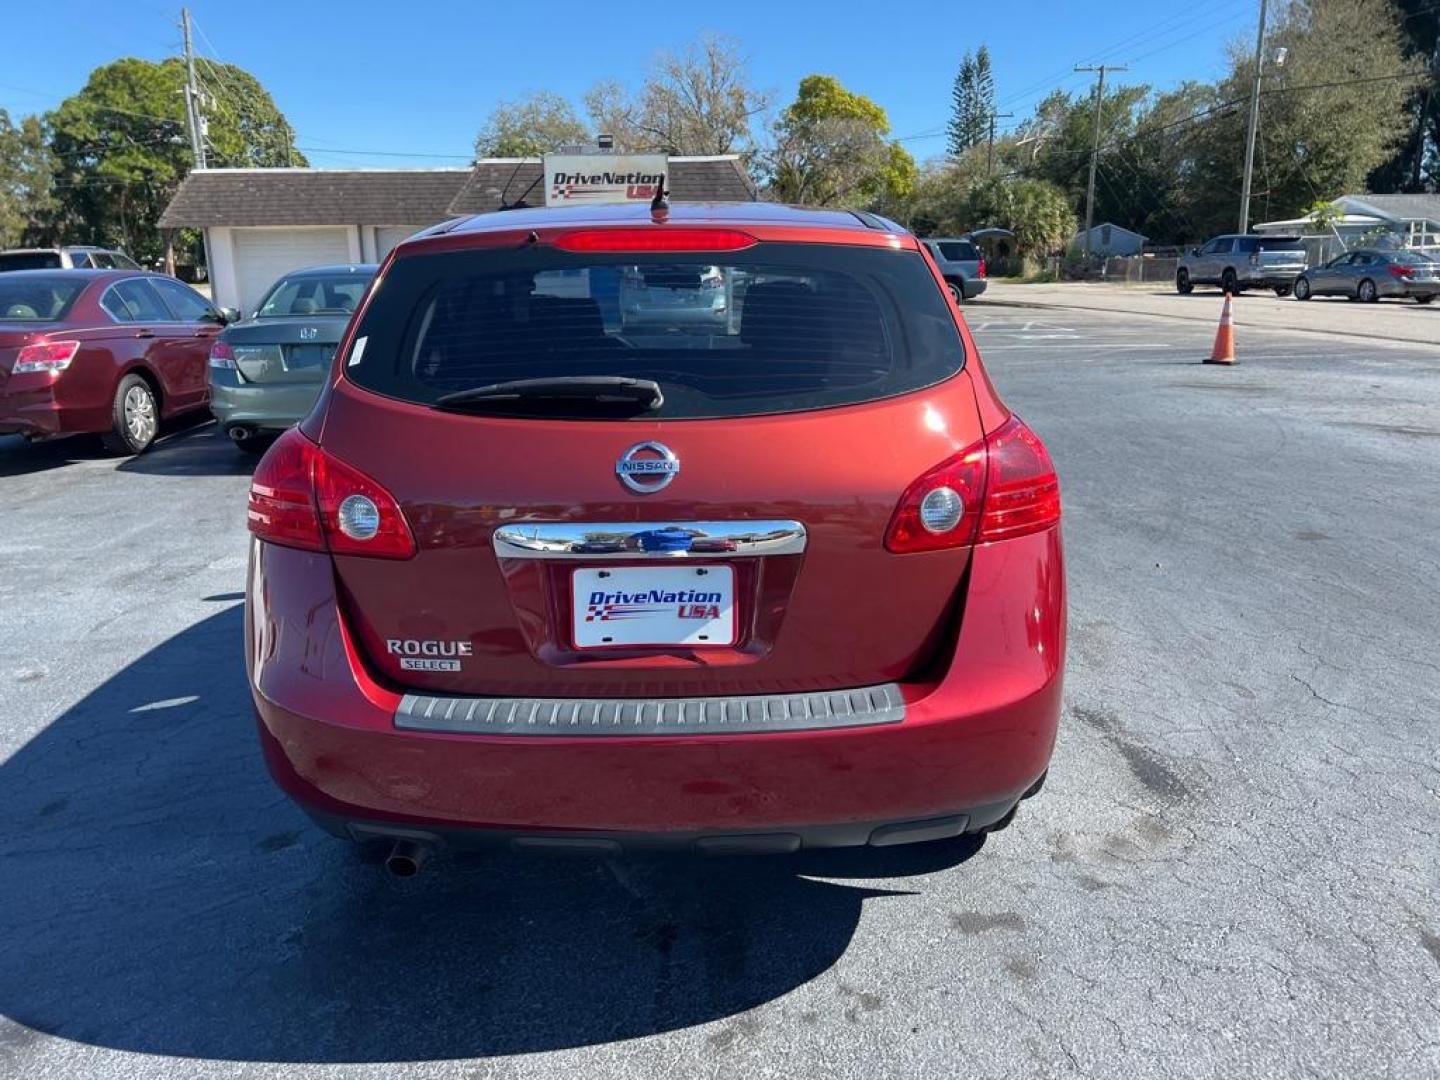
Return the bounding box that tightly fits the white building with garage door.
[159,157,756,313]
[158,168,472,313]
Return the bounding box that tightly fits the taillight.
[977,417,1062,542]
[1387,264,1414,279]
[209,340,237,369]
[247,428,415,558]
[884,416,1060,553]
[13,339,80,374]
[552,228,757,253]
[977,257,987,279]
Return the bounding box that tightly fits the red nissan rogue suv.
[245,202,1064,869]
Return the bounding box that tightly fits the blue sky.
[0,0,1255,168]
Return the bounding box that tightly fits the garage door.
[375,226,427,260]
[232,228,353,313]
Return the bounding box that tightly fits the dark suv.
[921,237,988,303]
[245,202,1065,872]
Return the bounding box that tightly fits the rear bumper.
[209,375,322,432]
[0,386,104,437]
[247,528,1065,846]
[965,278,988,299]
[1241,271,1302,288]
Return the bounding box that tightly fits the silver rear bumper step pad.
[394,683,906,736]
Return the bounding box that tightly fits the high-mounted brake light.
[885,415,1060,553]
[552,228,757,253]
[13,339,80,374]
[248,428,415,558]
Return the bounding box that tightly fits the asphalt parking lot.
[1,303,1437,1079]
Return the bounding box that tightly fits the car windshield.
[0,275,87,320]
[346,242,966,420]
[0,251,62,272]
[256,272,372,317]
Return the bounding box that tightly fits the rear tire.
[100,373,158,455]
[1273,285,1291,297]
[1176,268,1193,294]
[1415,294,1434,305]
[1221,268,1238,295]
[947,281,965,305]
[1293,276,1312,301]
[1358,278,1379,303]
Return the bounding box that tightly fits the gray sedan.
[207,264,376,452]
[1293,249,1440,304]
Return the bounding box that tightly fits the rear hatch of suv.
[1239,236,1306,275]
[310,227,984,698]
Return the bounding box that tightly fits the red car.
[245,203,1065,873]
[0,269,223,454]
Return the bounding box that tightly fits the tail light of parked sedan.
[885,416,1060,553]
[1387,265,1415,279]
[209,340,237,369]
[13,340,80,374]
[248,428,415,559]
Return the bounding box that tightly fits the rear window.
[1388,250,1436,266]
[0,275,87,321]
[258,272,372,317]
[937,242,979,262]
[1236,237,1305,253]
[345,242,965,419]
[0,252,62,272]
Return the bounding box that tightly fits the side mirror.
[219,307,241,324]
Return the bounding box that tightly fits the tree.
[47,57,303,263]
[947,46,995,157]
[0,110,56,248]
[474,91,589,158]
[1370,0,1439,191]
[763,75,917,205]
[1170,0,1421,236]
[583,34,769,156]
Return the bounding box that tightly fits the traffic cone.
[1205,293,1236,365]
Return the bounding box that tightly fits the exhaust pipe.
[384,838,432,878]
[227,425,255,443]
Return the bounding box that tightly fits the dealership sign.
[543,154,667,206]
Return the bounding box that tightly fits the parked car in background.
[208,264,376,453]
[921,237,987,302]
[0,270,225,454]
[0,246,141,272]
[244,203,1064,872]
[618,263,731,333]
[1176,235,1307,296]
[1293,249,1440,304]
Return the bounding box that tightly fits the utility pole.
[1238,0,1269,234]
[1075,64,1126,263]
[181,8,207,169]
[985,111,1014,177]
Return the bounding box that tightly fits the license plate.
[572,565,735,649]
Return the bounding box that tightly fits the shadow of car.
[0,605,983,1064]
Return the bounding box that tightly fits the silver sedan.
[1294,249,1440,303]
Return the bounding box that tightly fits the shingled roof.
[448,156,756,214]
[158,168,473,228]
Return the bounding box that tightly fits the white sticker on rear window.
[348,335,367,366]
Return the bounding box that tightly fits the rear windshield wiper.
[434,376,664,412]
